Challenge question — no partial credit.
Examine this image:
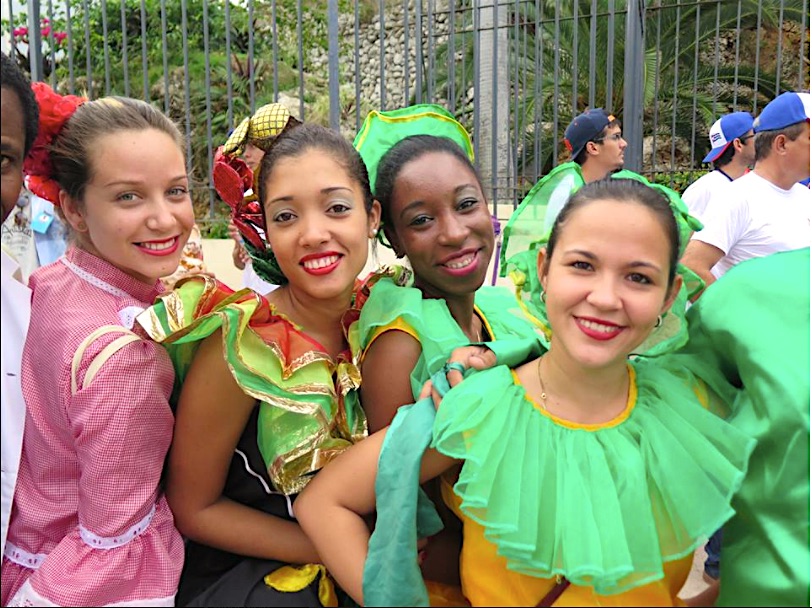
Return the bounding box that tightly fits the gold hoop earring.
[654,314,663,329]
[541,291,547,304]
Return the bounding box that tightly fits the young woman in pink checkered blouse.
[1,87,190,606]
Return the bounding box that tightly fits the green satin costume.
[674,247,810,606]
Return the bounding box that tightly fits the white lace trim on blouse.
[79,504,156,550]
[60,258,145,329]
[4,542,48,569]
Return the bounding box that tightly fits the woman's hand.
[443,345,497,387]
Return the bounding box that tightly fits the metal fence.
[2,0,809,223]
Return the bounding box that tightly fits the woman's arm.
[295,426,457,605]
[166,330,319,564]
[360,329,422,433]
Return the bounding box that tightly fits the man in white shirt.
[1,52,38,556]
[681,92,812,292]
[682,112,755,222]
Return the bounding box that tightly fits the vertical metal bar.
[181,0,192,172]
[83,0,93,96]
[403,0,410,105]
[47,0,56,88]
[732,0,741,109]
[203,0,214,215]
[428,0,435,101]
[712,0,721,118]
[379,0,386,109]
[121,0,130,96]
[65,0,76,93]
[327,0,340,130]
[652,5,662,175]
[490,0,499,207]
[690,2,701,168]
[571,0,579,114]
[7,0,17,61]
[553,1,560,158]
[297,0,305,121]
[140,0,149,100]
[101,0,111,94]
[225,0,233,130]
[775,0,785,94]
[447,0,455,113]
[513,0,521,205]
[355,0,362,129]
[160,0,169,113]
[753,0,762,113]
[669,1,682,188]
[464,0,470,116]
[800,0,808,89]
[622,0,644,171]
[605,0,614,110]
[248,0,255,113]
[472,1,480,163]
[272,0,279,98]
[589,0,597,108]
[520,0,528,187]
[415,0,423,104]
[27,0,43,82]
[534,0,541,176]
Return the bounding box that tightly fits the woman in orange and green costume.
[138,121,382,606]
[295,172,755,607]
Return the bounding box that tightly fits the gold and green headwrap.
[213,103,301,286]
[223,102,296,157]
[501,163,704,357]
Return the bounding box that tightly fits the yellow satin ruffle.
[264,563,338,607]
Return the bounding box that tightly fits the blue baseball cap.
[753,92,812,133]
[702,112,754,163]
[563,108,615,160]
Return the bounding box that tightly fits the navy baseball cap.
[702,112,754,163]
[753,92,812,132]
[563,108,615,160]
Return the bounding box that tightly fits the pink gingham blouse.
[1,247,184,607]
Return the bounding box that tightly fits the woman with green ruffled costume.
[137,122,382,606]
[295,175,756,607]
[350,105,544,601]
[352,104,542,432]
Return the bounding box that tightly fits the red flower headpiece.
[23,82,86,206]
[211,146,267,251]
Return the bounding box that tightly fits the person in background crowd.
[563,108,627,183]
[216,102,295,295]
[2,83,186,606]
[160,221,207,290]
[680,110,755,583]
[1,190,68,283]
[0,51,38,561]
[681,91,811,291]
[681,111,755,223]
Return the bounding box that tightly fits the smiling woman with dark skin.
[349,108,542,598]
[359,132,538,435]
